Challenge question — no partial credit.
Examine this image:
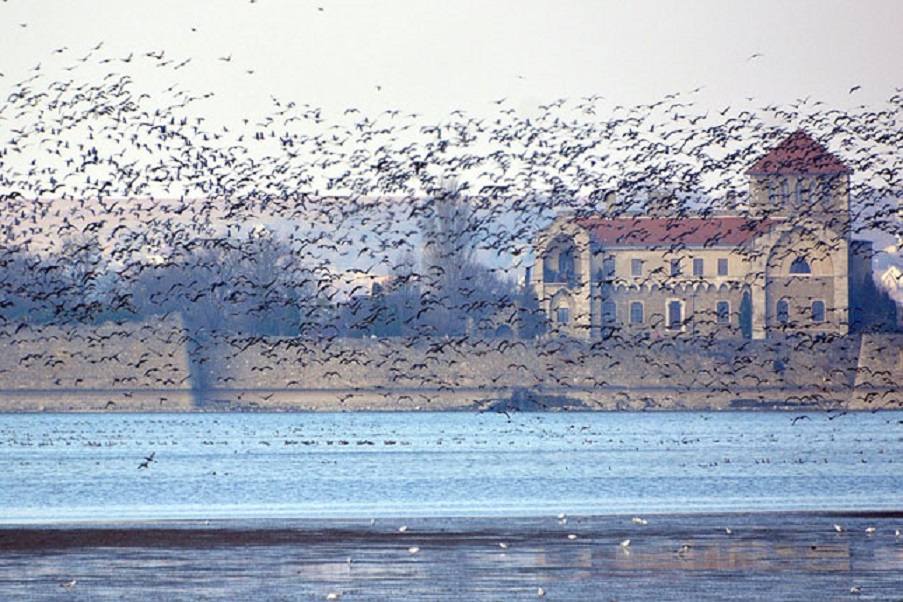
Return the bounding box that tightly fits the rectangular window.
[693,258,704,277]
[602,301,616,324]
[717,258,728,276]
[797,180,811,205]
[629,301,644,324]
[776,300,790,324]
[670,259,681,277]
[716,301,730,324]
[556,307,570,325]
[768,182,778,205]
[821,180,833,206]
[602,256,616,278]
[667,300,683,330]
[811,300,826,323]
[631,259,643,277]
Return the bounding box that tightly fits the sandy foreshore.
[2,512,901,600]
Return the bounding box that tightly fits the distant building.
[532,130,873,339]
[878,266,903,329]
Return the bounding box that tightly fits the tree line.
[0,193,547,340]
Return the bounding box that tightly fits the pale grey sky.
[2,0,900,125]
[0,0,900,281]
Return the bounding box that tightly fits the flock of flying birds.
[0,32,899,598]
[0,40,900,397]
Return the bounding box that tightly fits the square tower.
[746,130,852,237]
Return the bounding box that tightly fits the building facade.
[532,130,864,340]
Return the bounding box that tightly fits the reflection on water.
[0,410,900,523]
[3,514,902,601]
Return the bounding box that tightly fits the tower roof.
[746,130,851,176]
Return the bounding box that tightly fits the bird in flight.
[138,452,156,469]
[60,580,77,591]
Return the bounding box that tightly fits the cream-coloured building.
[532,130,865,340]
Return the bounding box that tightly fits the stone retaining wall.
[0,317,899,411]
[0,317,194,411]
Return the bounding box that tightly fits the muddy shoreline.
[2,512,901,600]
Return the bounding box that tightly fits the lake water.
[1,410,900,524]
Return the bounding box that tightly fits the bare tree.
[418,181,480,335]
[125,228,313,336]
[416,180,526,337]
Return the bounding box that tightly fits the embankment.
[0,318,194,411]
[0,317,899,411]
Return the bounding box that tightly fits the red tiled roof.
[575,216,776,247]
[746,130,851,175]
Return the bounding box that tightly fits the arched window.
[811,300,826,323]
[543,238,577,285]
[776,300,789,324]
[740,291,752,339]
[789,256,811,274]
[494,325,514,338]
[558,247,575,282]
